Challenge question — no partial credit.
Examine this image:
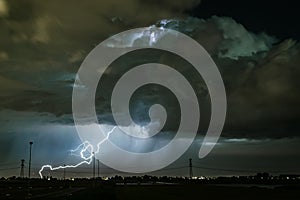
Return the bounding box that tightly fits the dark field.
[1,181,299,200]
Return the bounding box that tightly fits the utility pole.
[20,159,25,178]
[97,159,100,178]
[28,142,33,178]
[63,164,66,180]
[189,158,193,179]
[93,152,95,179]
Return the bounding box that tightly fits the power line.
[97,159,100,178]
[189,158,193,178]
[92,152,95,179]
[0,162,19,167]
[193,165,298,173]
[0,167,20,171]
[28,141,33,178]
[20,159,25,178]
[63,164,66,180]
[3,160,298,178]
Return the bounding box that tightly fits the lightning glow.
[38,126,116,178]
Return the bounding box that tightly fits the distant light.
[226,138,249,143]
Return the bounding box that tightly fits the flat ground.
[2,184,299,200]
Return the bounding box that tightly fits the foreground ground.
[1,182,300,200]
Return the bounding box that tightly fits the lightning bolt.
[38,126,116,178]
[69,141,90,157]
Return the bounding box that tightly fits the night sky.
[0,0,300,178]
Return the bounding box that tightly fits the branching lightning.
[38,126,116,178]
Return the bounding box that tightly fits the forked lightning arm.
[38,126,116,178]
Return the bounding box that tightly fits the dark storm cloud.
[224,39,300,138]
[0,0,299,139]
[1,0,201,45]
[0,0,202,115]
[142,17,300,138]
